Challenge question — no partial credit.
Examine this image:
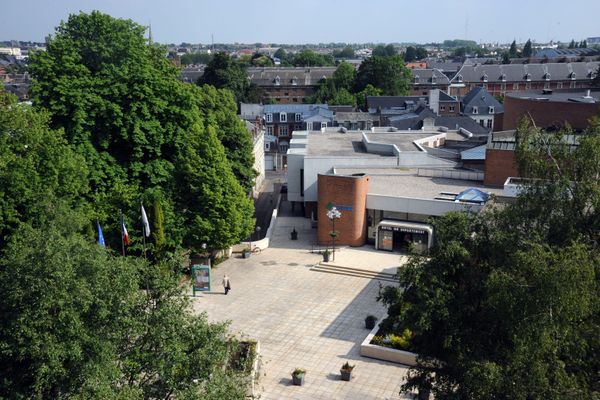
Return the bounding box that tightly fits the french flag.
[121,213,130,246]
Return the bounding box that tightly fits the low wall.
[360,322,418,366]
[237,193,282,251]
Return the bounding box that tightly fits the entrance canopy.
[376,220,434,250]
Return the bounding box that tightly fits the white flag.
[141,205,151,237]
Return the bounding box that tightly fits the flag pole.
[141,202,147,259]
[119,210,125,256]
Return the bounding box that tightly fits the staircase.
[311,263,398,283]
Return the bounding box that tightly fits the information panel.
[192,264,211,296]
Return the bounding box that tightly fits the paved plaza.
[192,203,413,400]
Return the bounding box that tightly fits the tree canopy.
[354,55,412,96]
[0,205,247,399]
[372,44,397,57]
[29,11,255,254]
[523,39,533,57]
[379,117,600,399]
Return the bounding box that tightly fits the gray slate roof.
[461,87,504,115]
[452,62,600,84]
[247,67,336,87]
[412,68,451,85]
[535,48,600,58]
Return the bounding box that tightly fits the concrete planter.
[291,373,304,386]
[340,369,352,381]
[360,322,418,366]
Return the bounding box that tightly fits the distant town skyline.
[2,0,599,45]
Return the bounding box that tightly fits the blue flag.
[97,221,106,247]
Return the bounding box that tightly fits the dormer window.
[280,112,287,122]
[266,113,273,123]
[544,72,551,81]
[414,75,420,84]
[500,74,506,82]
[472,106,478,115]
[570,72,576,80]
[482,74,488,82]
[295,113,301,122]
[456,74,463,83]
[431,75,437,84]
[488,106,495,114]
[525,73,531,81]
[291,76,298,85]
[274,76,281,85]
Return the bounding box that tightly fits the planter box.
[242,251,251,259]
[360,322,418,366]
[340,370,352,381]
[292,374,304,386]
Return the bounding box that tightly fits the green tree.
[175,116,254,251]
[0,206,248,399]
[523,39,533,57]
[29,12,255,254]
[372,44,397,57]
[180,52,213,65]
[582,40,587,48]
[0,91,89,247]
[509,39,518,57]
[355,84,383,111]
[404,46,417,62]
[199,52,250,102]
[415,47,428,60]
[378,118,600,399]
[333,46,355,59]
[250,52,274,67]
[329,88,357,106]
[502,52,511,64]
[332,61,356,91]
[354,55,412,96]
[569,39,576,48]
[292,49,334,66]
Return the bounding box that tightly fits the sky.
[2,0,599,45]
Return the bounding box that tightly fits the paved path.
[192,209,412,400]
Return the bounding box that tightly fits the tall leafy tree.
[523,39,533,57]
[28,12,255,253]
[0,206,248,399]
[0,90,89,247]
[354,55,412,95]
[175,117,254,251]
[404,46,417,62]
[199,52,250,102]
[332,61,356,91]
[291,49,334,67]
[372,44,397,57]
[379,118,600,399]
[509,40,518,57]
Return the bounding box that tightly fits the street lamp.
[326,206,342,261]
[201,243,210,267]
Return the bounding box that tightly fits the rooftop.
[506,89,600,104]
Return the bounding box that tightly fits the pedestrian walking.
[222,274,231,295]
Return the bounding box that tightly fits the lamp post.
[202,243,210,267]
[327,206,342,261]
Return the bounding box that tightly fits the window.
[431,75,437,84]
[279,143,289,153]
[525,82,531,90]
[292,98,298,102]
[456,74,463,83]
[487,119,493,128]
[414,75,420,84]
[307,122,313,130]
[280,112,287,122]
[294,124,302,131]
[513,83,519,90]
[488,106,494,114]
[291,76,298,85]
[274,76,280,85]
[295,113,301,122]
[449,105,455,112]
[266,126,273,135]
[266,113,273,123]
[557,82,563,89]
[264,142,271,151]
[440,105,446,111]
[570,81,576,89]
[279,125,289,136]
[472,106,478,115]
[544,82,550,89]
[321,122,327,129]
[501,83,506,92]
[480,119,485,127]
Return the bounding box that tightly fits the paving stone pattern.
[192,212,413,400]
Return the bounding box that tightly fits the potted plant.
[340,361,354,381]
[365,315,378,329]
[322,249,331,262]
[291,368,305,386]
[242,247,251,258]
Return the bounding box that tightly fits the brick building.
[247,67,336,104]
[502,89,600,131]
